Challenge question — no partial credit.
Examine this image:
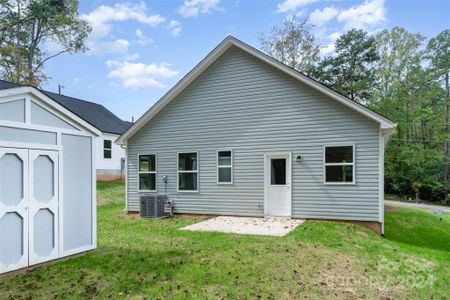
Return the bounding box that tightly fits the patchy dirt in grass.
[1,203,448,299]
[384,205,398,212]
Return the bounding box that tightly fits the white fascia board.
[0,86,102,136]
[116,39,234,145]
[229,38,396,129]
[117,36,396,144]
[381,125,397,147]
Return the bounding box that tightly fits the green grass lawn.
[1,182,449,299]
[97,180,126,206]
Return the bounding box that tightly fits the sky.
[42,0,450,122]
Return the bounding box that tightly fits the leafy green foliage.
[0,0,91,86]
[316,29,379,103]
[259,16,320,76]
[261,23,449,201]
[372,28,449,201]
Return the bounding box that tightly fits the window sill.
[177,190,199,193]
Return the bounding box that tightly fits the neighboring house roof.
[117,36,396,145]
[0,79,132,135]
[0,85,101,136]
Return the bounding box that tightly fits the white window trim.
[138,153,157,192]
[217,149,233,184]
[177,151,199,193]
[103,139,112,159]
[323,144,356,185]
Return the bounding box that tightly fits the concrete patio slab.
[180,216,304,237]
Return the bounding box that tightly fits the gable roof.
[0,79,132,135]
[0,85,102,136]
[117,36,396,145]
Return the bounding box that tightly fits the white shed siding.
[0,88,97,274]
[95,133,125,171]
[127,46,380,222]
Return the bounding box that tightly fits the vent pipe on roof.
[58,84,64,95]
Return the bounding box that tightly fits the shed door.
[29,150,59,265]
[0,148,29,273]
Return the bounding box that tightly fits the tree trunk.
[15,0,21,83]
[445,72,450,202]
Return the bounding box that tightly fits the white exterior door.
[0,148,29,273]
[264,153,292,217]
[29,150,59,265]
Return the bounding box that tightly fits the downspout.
[121,142,128,212]
[380,124,397,236]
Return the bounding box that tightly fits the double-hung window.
[217,150,232,184]
[103,140,112,159]
[324,145,355,184]
[139,154,156,191]
[178,152,198,192]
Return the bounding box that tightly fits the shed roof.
[0,80,132,135]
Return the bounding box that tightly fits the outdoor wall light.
[296,155,302,163]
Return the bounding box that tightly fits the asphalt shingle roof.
[0,80,132,135]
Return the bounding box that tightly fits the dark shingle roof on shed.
[0,79,132,135]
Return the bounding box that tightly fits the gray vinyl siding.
[127,46,380,222]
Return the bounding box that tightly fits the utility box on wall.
[0,86,100,275]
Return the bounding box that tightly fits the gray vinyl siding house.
[117,36,396,233]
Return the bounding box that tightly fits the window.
[324,145,355,184]
[271,158,286,185]
[178,152,198,191]
[103,140,112,159]
[139,154,156,191]
[217,150,233,184]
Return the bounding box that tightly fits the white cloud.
[125,53,140,61]
[320,31,341,56]
[134,29,154,45]
[167,20,182,37]
[277,0,320,13]
[82,2,165,39]
[106,60,178,89]
[87,39,130,55]
[309,6,338,27]
[82,2,165,54]
[178,0,223,18]
[337,0,386,31]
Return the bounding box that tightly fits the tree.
[427,29,450,202]
[371,27,447,202]
[318,29,378,104]
[372,27,427,143]
[259,16,320,76]
[0,0,91,86]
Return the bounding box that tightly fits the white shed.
[0,85,99,274]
